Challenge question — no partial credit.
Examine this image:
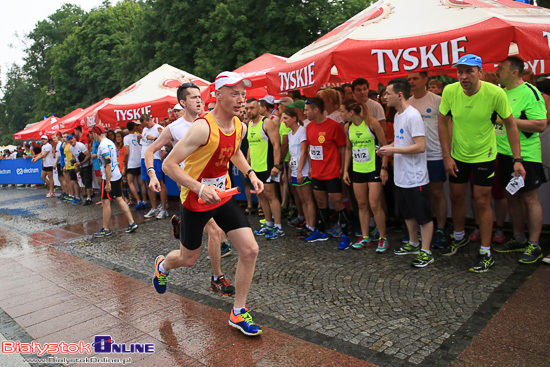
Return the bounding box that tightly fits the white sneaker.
[46,192,54,198]
[144,208,160,218]
[542,255,550,265]
[156,209,168,219]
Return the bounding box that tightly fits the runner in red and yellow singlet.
[152,71,265,336]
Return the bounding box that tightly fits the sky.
[0,0,114,86]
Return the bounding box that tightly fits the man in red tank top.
[153,71,265,336]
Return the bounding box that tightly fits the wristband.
[381,166,388,170]
[147,167,155,173]
[198,184,205,199]
[513,158,524,163]
[246,169,255,179]
[274,164,282,170]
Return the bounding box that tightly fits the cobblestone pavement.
[0,187,546,366]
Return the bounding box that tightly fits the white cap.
[259,95,276,105]
[173,103,184,110]
[277,96,293,106]
[40,135,48,140]
[214,71,252,90]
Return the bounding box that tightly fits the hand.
[75,162,80,168]
[105,183,112,192]
[444,156,458,177]
[148,176,161,192]
[270,167,279,177]
[378,145,394,157]
[157,127,163,133]
[380,168,389,185]
[31,157,36,163]
[297,172,303,185]
[343,171,351,186]
[121,168,126,176]
[513,162,526,179]
[250,175,264,195]
[199,185,222,205]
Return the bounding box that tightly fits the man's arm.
[379,136,425,156]
[514,117,547,133]
[264,119,281,176]
[501,114,526,178]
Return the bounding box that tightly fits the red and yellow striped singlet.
[180,112,243,212]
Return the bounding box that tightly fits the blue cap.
[453,54,482,69]
[67,134,74,140]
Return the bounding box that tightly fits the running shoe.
[144,208,160,218]
[338,234,352,250]
[63,196,75,203]
[400,227,421,244]
[210,275,235,295]
[229,308,262,336]
[412,251,434,268]
[72,197,81,205]
[58,193,67,201]
[370,226,380,242]
[93,228,113,238]
[287,216,305,227]
[152,255,169,294]
[296,228,313,240]
[327,225,342,238]
[493,238,527,253]
[542,255,550,265]
[156,209,168,220]
[254,224,273,236]
[126,222,138,233]
[351,237,371,250]
[265,227,285,240]
[221,241,232,257]
[441,236,470,256]
[518,242,543,264]
[468,228,481,242]
[83,198,93,206]
[492,228,505,244]
[469,252,494,273]
[46,192,54,198]
[433,229,446,249]
[136,201,144,210]
[376,238,390,253]
[171,215,181,239]
[394,242,420,255]
[305,229,328,242]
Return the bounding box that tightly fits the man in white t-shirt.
[408,72,447,248]
[124,121,148,210]
[90,124,138,238]
[32,135,55,197]
[379,78,434,268]
[68,135,93,205]
[140,113,168,219]
[352,78,387,134]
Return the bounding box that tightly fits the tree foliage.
[1,0,371,137]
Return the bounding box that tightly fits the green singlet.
[348,120,376,173]
[495,82,546,163]
[440,81,512,163]
[279,120,291,163]
[247,117,272,172]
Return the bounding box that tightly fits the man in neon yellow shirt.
[493,56,547,264]
[438,54,525,273]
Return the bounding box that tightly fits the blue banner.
[0,158,43,184]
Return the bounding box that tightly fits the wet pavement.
[0,186,548,367]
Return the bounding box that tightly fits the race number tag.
[201,174,227,191]
[494,124,506,136]
[309,146,323,161]
[290,156,298,176]
[506,174,524,195]
[352,148,371,163]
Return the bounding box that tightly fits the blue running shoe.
[327,225,342,238]
[136,201,144,210]
[433,229,446,249]
[152,255,169,294]
[338,234,352,250]
[72,197,81,205]
[229,308,262,336]
[265,227,285,240]
[254,224,273,236]
[305,229,328,242]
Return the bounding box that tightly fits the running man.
[68,134,93,205]
[90,124,138,238]
[32,135,55,197]
[146,82,235,295]
[154,71,264,336]
[438,54,525,273]
[494,56,547,263]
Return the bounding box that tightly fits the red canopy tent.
[84,64,210,129]
[44,98,110,135]
[266,0,550,95]
[14,116,59,141]
[201,53,288,102]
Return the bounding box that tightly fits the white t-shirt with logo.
[140,123,163,160]
[366,98,386,122]
[393,105,429,188]
[288,126,309,178]
[410,91,442,161]
[123,133,142,169]
[69,142,90,167]
[98,138,121,181]
[42,143,55,167]
[167,117,193,169]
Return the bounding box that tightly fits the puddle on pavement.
[0,231,35,258]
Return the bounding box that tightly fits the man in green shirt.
[493,56,547,263]
[438,54,525,273]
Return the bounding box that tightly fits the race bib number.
[290,157,298,176]
[309,146,323,161]
[352,148,371,163]
[506,174,524,195]
[494,124,506,136]
[201,174,227,191]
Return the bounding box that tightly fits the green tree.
[1,64,35,138]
